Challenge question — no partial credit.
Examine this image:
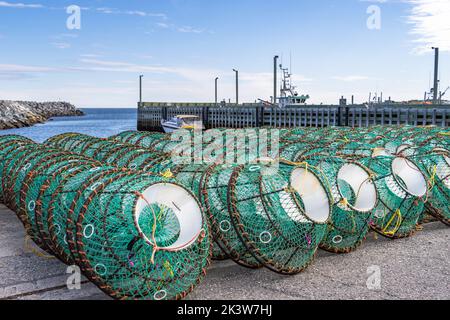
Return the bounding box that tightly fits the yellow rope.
[427,165,437,190]
[279,157,361,231]
[337,136,350,143]
[134,191,204,265]
[339,198,349,207]
[278,158,334,196]
[382,209,403,236]
[163,261,175,278]
[372,147,387,157]
[24,235,56,260]
[160,169,174,179]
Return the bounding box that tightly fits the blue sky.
[0,0,449,107]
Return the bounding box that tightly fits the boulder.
[0,100,84,130]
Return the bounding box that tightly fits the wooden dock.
[137,102,450,132]
[1,203,449,300]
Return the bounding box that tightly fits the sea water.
[0,108,137,143]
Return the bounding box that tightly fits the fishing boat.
[278,64,310,108]
[161,115,204,133]
[259,62,310,108]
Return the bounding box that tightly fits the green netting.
[46,133,250,264]
[202,164,263,268]
[47,133,174,173]
[227,162,331,274]
[359,155,428,238]
[109,128,448,245]
[404,148,450,225]
[44,127,449,272]
[0,135,210,300]
[1,125,448,299]
[277,126,448,235]
[298,156,378,253]
[112,130,167,149]
[47,132,334,272]
[0,135,34,203]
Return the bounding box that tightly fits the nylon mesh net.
[0,135,210,300]
[227,162,330,273]
[2,125,447,298]
[46,132,334,273]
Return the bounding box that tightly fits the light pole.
[432,47,439,105]
[274,55,279,104]
[139,75,144,104]
[233,69,239,105]
[215,77,219,105]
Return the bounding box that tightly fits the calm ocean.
[0,108,137,143]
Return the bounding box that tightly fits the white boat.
[278,64,310,108]
[259,63,310,108]
[161,115,205,133]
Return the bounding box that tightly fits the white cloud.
[0,59,314,106]
[0,63,55,80]
[155,22,212,34]
[332,75,371,82]
[177,26,205,34]
[53,33,78,39]
[361,0,450,53]
[51,42,71,49]
[0,64,54,73]
[77,59,168,73]
[406,0,450,54]
[359,0,388,3]
[76,59,220,81]
[0,1,43,8]
[134,54,153,60]
[96,7,167,19]
[80,54,103,58]
[156,22,170,28]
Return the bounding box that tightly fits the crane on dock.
[439,86,449,104]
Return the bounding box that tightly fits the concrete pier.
[138,102,450,132]
[1,204,448,300]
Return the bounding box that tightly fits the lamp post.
[215,77,219,105]
[432,47,439,105]
[139,75,144,104]
[233,69,239,105]
[274,55,279,104]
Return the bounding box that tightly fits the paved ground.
[0,204,449,300]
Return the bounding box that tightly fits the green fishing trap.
[47,133,280,264]
[227,162,331,274]
[202,164,263,269]
[299,156,378,253]
[0,135,211,300]
[404,148,450,225]
[360,154,428,238]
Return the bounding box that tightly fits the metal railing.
[137,102,450,131]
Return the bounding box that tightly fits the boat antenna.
[290,51,292,74]
[429,71,431,91]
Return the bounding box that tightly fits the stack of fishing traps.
[0,125,448,300]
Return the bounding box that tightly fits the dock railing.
[137,102,450,131]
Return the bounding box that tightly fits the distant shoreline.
[0,100,84,130]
